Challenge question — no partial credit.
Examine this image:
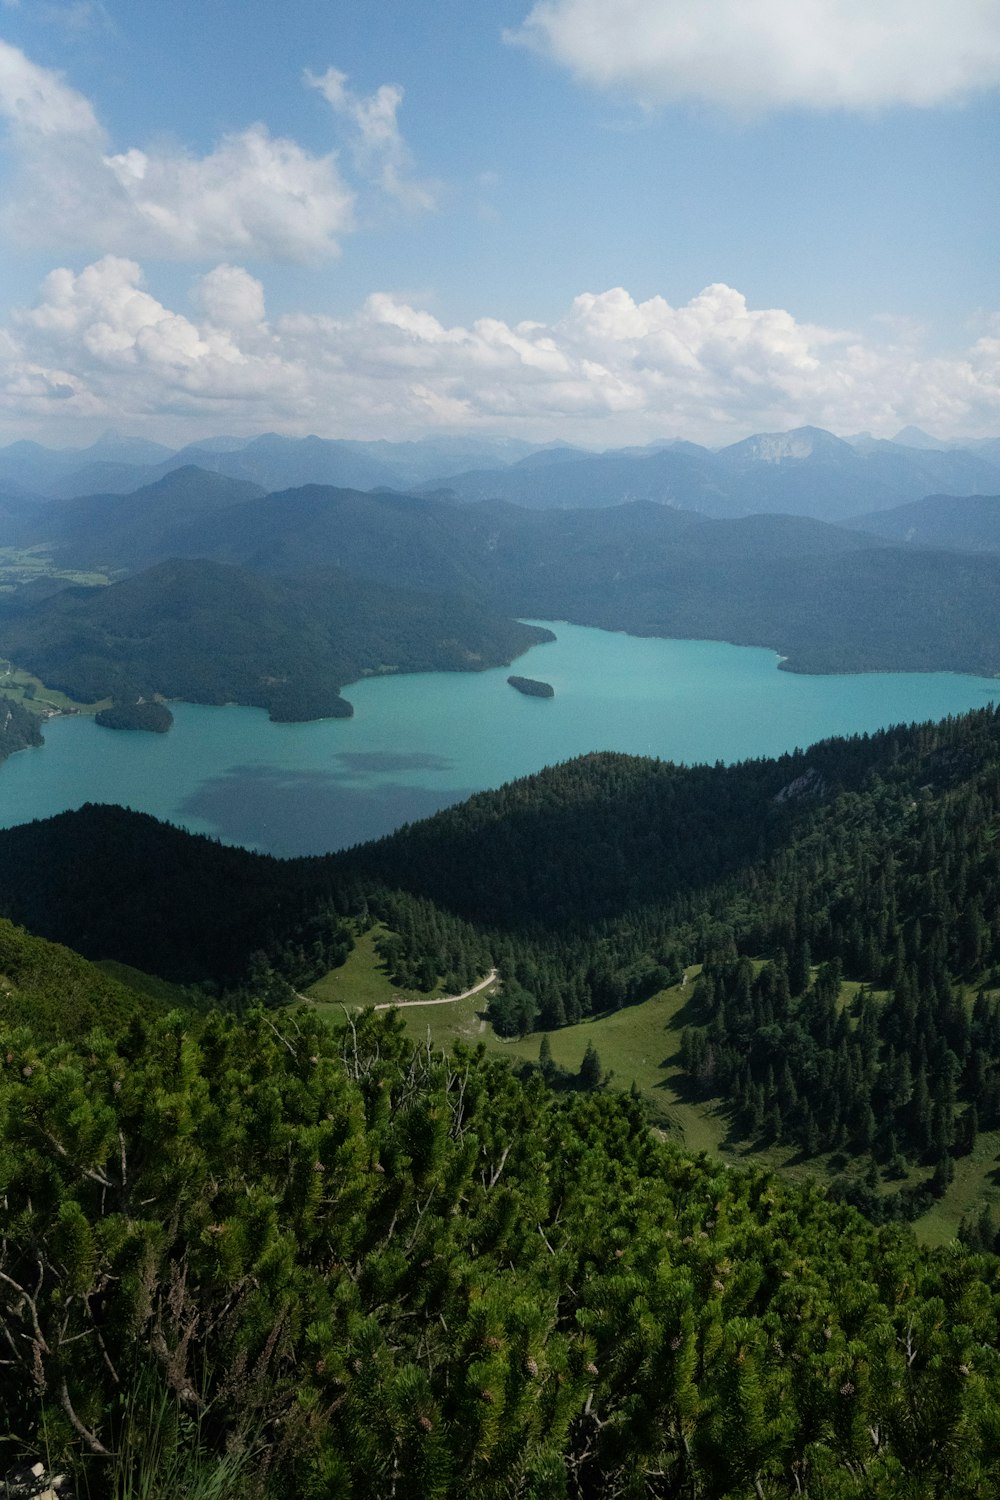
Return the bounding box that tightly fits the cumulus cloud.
[193,265,267,329]
[0,35,98,132]
[2,257,303,426]
[508,0,1000,111]
[1,257,999,444]
[0,39,355,260]
[306,65,439,211]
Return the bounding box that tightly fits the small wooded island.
[508,674,555,698]
[95,699,174,733]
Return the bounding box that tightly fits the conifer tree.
[578,1040,602,1091]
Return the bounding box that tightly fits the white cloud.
[307,65,439,211]
[1,257,999,445]
[0,35,98,133]
[193,265,267,329]
[0,40,355,261]
[97,126,355,260]
[509,0,1000,111]
[3,257,303,427]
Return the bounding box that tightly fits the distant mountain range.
[423,426,1000,521]
[7,473,1000,678]
[4,424,999,522]
[4,424,1000,717]
[0,431,553,504]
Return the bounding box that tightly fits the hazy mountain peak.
[718,426,849,466]
[87,430,175,462]
[891,425,951,451]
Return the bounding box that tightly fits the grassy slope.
[306,933,1000,1245]
[94,958,197,1009]
[0,656,109,714]
[0,917,162,1037]
[305,924,450,1015]
[0,545,110,592]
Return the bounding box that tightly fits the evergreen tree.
[578,1040,602,1091]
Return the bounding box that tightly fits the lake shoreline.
[0,621,996,859]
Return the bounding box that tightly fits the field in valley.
[304,925,1000,1246]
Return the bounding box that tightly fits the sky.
[0,0,998,450]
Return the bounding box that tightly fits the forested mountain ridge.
[8,706,1000,1213]
[0,557,553,723]
[15,465,268,568]
[849,492,1000,553]
[0,693,43,764]
[18,473,1000,676]
[0,803,362,987]
[338,705,1000,1213]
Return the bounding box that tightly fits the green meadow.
[305,928,1000,1247]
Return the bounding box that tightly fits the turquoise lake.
[1,622,997,857]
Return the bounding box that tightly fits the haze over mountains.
[0,431,551,505]
[4,424,1000,522]
[2,421,1000,718]
[422,427,1000,520]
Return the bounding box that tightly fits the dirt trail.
[373,968,498,1012]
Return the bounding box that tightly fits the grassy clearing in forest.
[304,936,1000,1244]
[0,546,109,591]
[304,924,448,1017]
[0,657,108,714]
[913,1133,1000,1245]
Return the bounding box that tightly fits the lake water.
[1,622,997,857]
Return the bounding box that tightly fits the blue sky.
[0,0,997,447]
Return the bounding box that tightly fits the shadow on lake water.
[180,763,473,856]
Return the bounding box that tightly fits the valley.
[3,6,999,1488]
[4,428,1000,1495]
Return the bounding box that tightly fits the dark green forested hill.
[0,803,358,987]
[27,464,267,570]
[0,557,553,722]
[0,692,43,764]
[9,707,1000,1204]
[849,492,1000,553]
[339,707,1000,1218]
[13,464,1000,675]
[35,473,1000,675]
[4,1001,1000,1498]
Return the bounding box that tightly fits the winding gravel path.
[373,968,498,1012]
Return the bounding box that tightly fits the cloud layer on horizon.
[510,0,1000,111]
[2,256,998,446]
